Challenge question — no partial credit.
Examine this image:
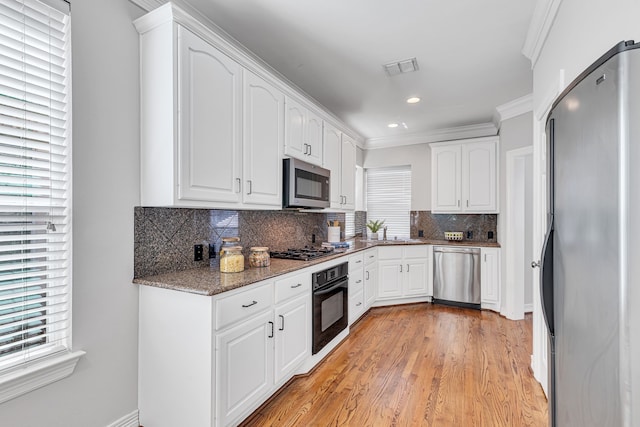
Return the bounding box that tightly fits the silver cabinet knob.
[531,260,541,268]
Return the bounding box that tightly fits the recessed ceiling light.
[388,123,399,128]
[406,97,421,104]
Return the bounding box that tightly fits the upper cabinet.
[431,137,498,213]
[284,97,323,166]
[323,123,356,210]
[134,4,360,210]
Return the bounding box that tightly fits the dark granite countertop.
[133,239,500,296]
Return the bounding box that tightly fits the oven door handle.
[314,280,347,295]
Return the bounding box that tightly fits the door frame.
[531,69,565,397]
[503,146,533,320]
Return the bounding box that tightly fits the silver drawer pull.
[291,283,302,288]
[356,302,362,306]
[242,300,258,308]
[356,280,362,284]
[355,260,362,263]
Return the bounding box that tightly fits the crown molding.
[495,94,533,123]
[129,0,165,12]
[522,0,564,68]
[365,122,498,150]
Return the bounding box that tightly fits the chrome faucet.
[383,226,388,241]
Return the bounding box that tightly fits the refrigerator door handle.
[540,216,555,337]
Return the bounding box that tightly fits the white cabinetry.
[480,247,501,311]
[376,245,431,304]
[243,71,284,206]
[284,96,323,166]
[431,137,498,213]
[364,249,378,309]
[136,9,282,209]
[323,122,356,210]
[348,253,365,325]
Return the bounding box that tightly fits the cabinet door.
[349,289,365,325]
[306,112,323,166]
[404,258,428,296]
[364,264,377,308]
[177,27,242,203]
[463,141,497,212]
[243,72,283,206]
[274,295,310,384]
[323,123,342,208]
[284,97,306,159]
[481,247,501,311]
[216,311,274,427]
[377,260,402,299]
[431,145,462,212]
[340,134,357,210]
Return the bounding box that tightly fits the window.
[344,212,354,238]
[0,0,81,403]
[366,166,411,239]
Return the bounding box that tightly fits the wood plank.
[241,304,548,427]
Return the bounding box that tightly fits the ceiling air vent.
[383,57,419,77]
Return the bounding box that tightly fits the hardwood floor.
[241,303,548,427]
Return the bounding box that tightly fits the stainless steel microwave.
[283,158,330,209]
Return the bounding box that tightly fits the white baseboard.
[107,410,139,427]
[524,303,533,313]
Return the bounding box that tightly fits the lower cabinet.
[480,247,501,311]
[274,294,310,383]
[348,253,365,325]
[216,310,274,426]
[376,245,430,303]
[364,262,377,309]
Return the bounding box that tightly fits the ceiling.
[180,0,536,144]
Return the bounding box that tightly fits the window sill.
[0,350,85,404]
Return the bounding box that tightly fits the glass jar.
[219,241,245,273]
[249,247,270,268]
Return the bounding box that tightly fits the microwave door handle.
[315,280,346,295]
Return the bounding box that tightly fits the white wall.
[363,143,431,210]
[0,0,144,425]
[533,0,640,420]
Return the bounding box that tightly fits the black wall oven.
[312,262,348,354]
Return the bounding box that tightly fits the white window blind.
[344,212,354,238]
[366,166,411,239]
[0,0,71,371]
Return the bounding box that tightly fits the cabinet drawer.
[403,245,429,259]
[349,272,364,294]
[348,253,364,270]
[349,289,365,324]
[364,249,377,265]
[377,246,403,260]
[215,282,273,330]
[275,272,311,304]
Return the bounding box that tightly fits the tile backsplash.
[134,207,493,278]
[410,211,497,242]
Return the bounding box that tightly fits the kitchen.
[1,0,639,427]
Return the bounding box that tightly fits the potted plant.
[366,219,385,240]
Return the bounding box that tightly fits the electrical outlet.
[488,231,494,240]
[418,230,424,237]
[466,231,473,239]
[209,244,216,259]
[194,244,203,261]
[312,234,316,244]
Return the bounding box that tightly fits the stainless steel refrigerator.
[542,40,640,427]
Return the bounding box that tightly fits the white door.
[323,123,342,208]
[464,141,497,212]
[431,145,462,212]
[364,264,377,308]
[284,97,306,159]
[377,260,402,299]
[243,71,283,206]
[404,259,428,296]
[177,27,242,203]
[480,247,500,310]
[274,295,309,384]
[216,311,273,427]
[306,112,323,166]
[341,134,357,210]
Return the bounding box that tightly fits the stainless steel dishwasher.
[433,246,481,309]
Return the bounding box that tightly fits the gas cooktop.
[269,247,334,261]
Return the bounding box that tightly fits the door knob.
[531,260,540,268]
